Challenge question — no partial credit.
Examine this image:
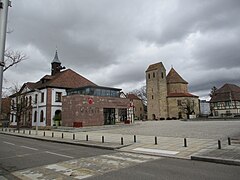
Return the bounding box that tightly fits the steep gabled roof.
[166,68,188,84]
[146,62,165,72]
[210,83,240,102]
[34,69,97,89]
[127,93,141,100]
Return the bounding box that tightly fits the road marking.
[45,151,74,159]
[102,154,146,163]
[20,146,38,151]
[3,141,15,146]
[133,148,179,155]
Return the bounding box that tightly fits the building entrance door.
[104,108,115,125]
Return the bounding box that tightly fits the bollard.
[18,129,20,133]
[73,134,75,140]
[102,136,105,143]
[43,131,45,136]
[52,132,54,137]
[9,129,11,132]
[184,138,187,147]
[13,129,15,133]
[62,133,64,139]
[23,130,25,134]
[29,130,31,135]
[218,140,221,149]
[86,135,88,141]
[2,128,3,131]
[5,128,7,132]
[155,136,158,145]
[134,135,137,143]
[228,137,231,145]
[121,137,124,145]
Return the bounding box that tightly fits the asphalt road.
[0,134,113,178]
[86,157,240,180]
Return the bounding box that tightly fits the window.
[34,111,37,122]
[161,72,164,79]
[148,73,150,79]
[152,95,154,99]
[41,93,44,103]
[35,94,38,104]
[177,100,182,106]
[153,72,155,78]
[29,96,32,106]
[25,97,28,106]
[55,92,62,102]
[11,114,14,122]
[40,110,44,122]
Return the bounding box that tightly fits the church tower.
[51,50,65,76]
[146,62,168,120]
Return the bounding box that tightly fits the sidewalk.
[1,128,240,166]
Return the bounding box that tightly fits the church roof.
[166,68,188,84]
[146,62,165,72]
[167,92,198,98]
[210,83,240,102]
[51,50,61,64]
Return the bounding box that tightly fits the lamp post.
[34,89,41,135]
[0,0,11,112]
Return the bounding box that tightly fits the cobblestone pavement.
[89,120,240,140]
[12,152,160,179]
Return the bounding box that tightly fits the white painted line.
[102,154,146,163]
[45,151,74,159]
[3,141,15,146]
[133,148,179,155]
[20,146,38,151]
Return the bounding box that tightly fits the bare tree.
[10,84,32,130]
[3,49,27,72]
[179,99,196,119]
[129,85,147,105]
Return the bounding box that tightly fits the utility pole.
[0,0,11,113]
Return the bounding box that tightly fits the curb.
[0,131,132,150]
[191,155,240,166]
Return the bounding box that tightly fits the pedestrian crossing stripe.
[12,152,161,179]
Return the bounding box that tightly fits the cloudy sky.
[4,0,240,99]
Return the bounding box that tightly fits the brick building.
[62,86,130,127]
[146,62,199,120]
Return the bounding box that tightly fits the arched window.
[34,111,37,122]
[26,97,28,106]
[40,110,44,122]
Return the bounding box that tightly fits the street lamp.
[34,89,41,135]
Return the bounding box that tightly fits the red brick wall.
[62,94,129,127]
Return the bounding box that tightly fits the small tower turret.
[51,50,65,76]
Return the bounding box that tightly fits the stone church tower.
[146,62,168,119]
[146,62,199,120]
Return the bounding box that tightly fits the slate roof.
[210,83,240,102]
[166,68,188,84]
[146,62,165,72]
[51,50,61,63]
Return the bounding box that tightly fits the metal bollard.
[121,137,124,145]
[86,135,88,141]
[29,130,31,135]
[18,129,20,133]
[73,134,75,140]
[62,133,64,139]
[9,129,11,132]
[218,140,221,149]
[5,128,7,132]
[1,128,3,131]
[134,135,136,143]
[43,131,45,136]
[155,136,158,145]
[184,138,187,147]
[228,137,231,145]
[23,130,25,134]
[13,129,15,133]
[102,136,104,143]
[52,132,54,137]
